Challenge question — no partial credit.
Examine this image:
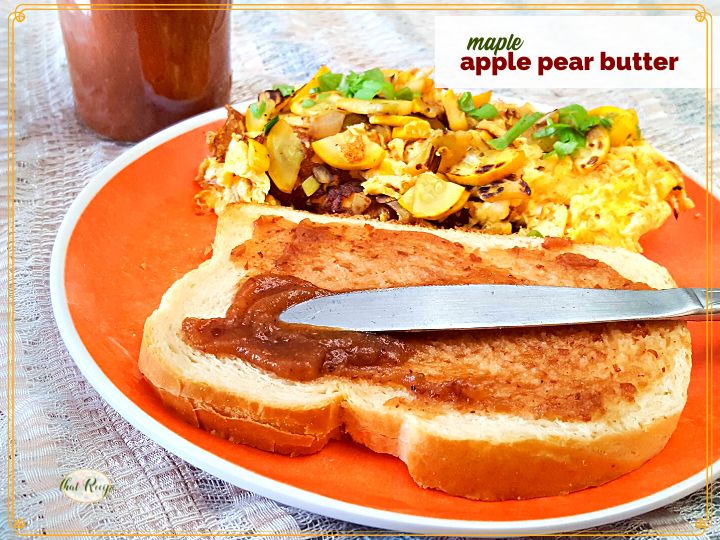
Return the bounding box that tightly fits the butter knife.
[278,285,718,332]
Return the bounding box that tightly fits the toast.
[139,204,691,500]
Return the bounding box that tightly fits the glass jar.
[59,1,232,141]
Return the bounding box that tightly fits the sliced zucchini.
[398,172,467,219]
[266,119,305,193]
[432,131,474,172]
[312,129,385,170]
[589,106,640,146]
[288,65,330,115]
[574,126,610,172]
[368,115,417,127]
[473,177,531,202]
[332,97,413,116]
[446,148,526,186]
[441,89,468,131]
[392,119,432,140]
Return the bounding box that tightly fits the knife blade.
[278,285,718,332]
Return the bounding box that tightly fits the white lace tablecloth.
[1,1,718,538]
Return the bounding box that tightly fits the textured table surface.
[1,2,718,538]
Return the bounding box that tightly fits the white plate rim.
[48,104,718,535]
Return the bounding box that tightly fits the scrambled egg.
[196,67,694,252]
[198,135,271,214]
[362,157,415,198]
[518,138,689,252]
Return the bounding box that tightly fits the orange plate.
[52,111,719,534]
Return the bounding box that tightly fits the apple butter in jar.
[59,1,232,141]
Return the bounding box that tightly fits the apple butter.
[59,1,231,141]
[180,216,665,422]
[182,274,410,382]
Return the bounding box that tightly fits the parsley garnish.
[395,87,415,101]
[527,229,544,238]
[533,105,610,158]
[354,79,396,100]
[249,101,266,119]
[318,72,343,92]
[338,68,395,100]
[488,112,542,150]
[314,68,414,101]
[263,116,279,135]
[532,120,570,139]
[272,84,295,97]
[550,138,584,158]
[457,92,499,121]
[557,104,611,132]
[337,68,384,96]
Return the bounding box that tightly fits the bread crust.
[396,412,682,500]
[139,203,692,499]
[144,336,686,497]
[140,339,343,448]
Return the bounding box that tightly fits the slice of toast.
[139,203,691,500]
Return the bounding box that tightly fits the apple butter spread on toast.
[182,215,669,423]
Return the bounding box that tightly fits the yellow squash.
[267,119,305,193]
[446,148,526,186]
[433,189,471,221]
[432,131,474,172]
[398,172,467,219]
[589,106,640,146]
[247,139,270,172]
[368,115,417,127]
[574,126,610,172]
[332,97,413,116]
[392,119,432,140]
[472,91,492,108]
[479,178,532,203]
[289,66,330,115]
[245,97,275,133]
[312,130,385,170]
[441,89,468,131]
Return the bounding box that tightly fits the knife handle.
[685,288,720,320]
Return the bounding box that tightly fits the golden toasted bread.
[139,204,691,500]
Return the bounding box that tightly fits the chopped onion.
[301,176,321,196]
[312,165,333,184]
[346,192,371,215]
[307,110,346,140]
[387,200,412,223]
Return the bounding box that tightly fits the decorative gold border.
[5,2,714,537]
